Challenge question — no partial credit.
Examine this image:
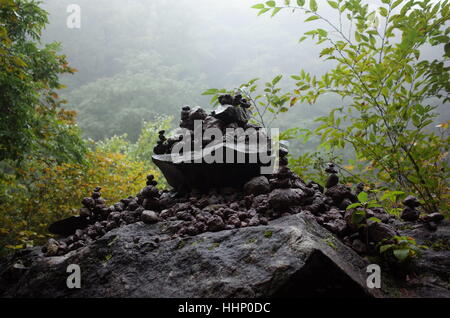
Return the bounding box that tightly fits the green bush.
[248,0,449,212]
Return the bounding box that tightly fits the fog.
[40,0,448,149]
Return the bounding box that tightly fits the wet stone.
[368,222,397,243]
[244,176,270,195]
[268,188,306,210]
[207,215,225,232]
[401,207,420,222]
[403,195,421,208]
[326,174,339,188]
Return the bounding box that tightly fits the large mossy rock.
[0,214,380,298]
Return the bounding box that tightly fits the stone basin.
[152,141,276,192]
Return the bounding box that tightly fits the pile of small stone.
[400,195,445,231]
[43,161,446,258]
[153,94,262,157]
[401,195,422,222]
[40,160,369,257]
[42,95,445,258]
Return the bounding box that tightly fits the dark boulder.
[48,216,89,237]
[268,188,306,210]
[370,207,391,223]
[0,215,380,298]
[367,222,397,243]
[189,106,208,121]
[403,195,421,208]
[325,184,357,205]
[326,173,339,188]
[325,163,338,174]
[352,239,367,254]
[421,213,444,223]
[244,176,271,195]
[323,218,348,236]
[203,116,224,131]
[206,215,226,232]
[141,211,160,224]
[401,207,420,222]
[212,105,249,126]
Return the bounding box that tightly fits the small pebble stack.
[401,195,421,222]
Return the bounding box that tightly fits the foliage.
[347,188,412,220]
[347,191,382,211]
[0,118,168,254]
[288,147,373,186]
[425,238,450,251]
[374,188,406,218]
[249,0,450,212]
[379,235,427,263]
[128,116,173,164]
[67,51,204,142]
[202,76,291,128]
[0,147,161,254]
[0,0,86,163]
[95,117,172,187]
[345,191,382,226]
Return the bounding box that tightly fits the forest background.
[0,0,448,253]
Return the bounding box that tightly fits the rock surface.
[244,176,271,195]
[0,214,380,298]
[395,220,450,298]
[401,207,420,222]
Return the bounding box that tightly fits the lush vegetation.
[0,0,169,253]
[206,0,450,213]
[0,146,161,252]
[0,117,170,253]
[0,0,85,163]
[0,0,448,253]
[67,53,202,142]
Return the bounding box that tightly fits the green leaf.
[445,42,450,57]
[346,202,362,210]
[357,191,368,203]
[317,29,328,37]
[351,210,366,225]
[0,0,14,6]
[379,244,393,253]
[327,1,338,9]
[258,8,271,15]
[320,47,334,57]
[13,57,27,67]
[305,15,319,22]
[272,75,283,85]
[297,0,305,6]
[271,7,282,16]
[202,88,218,96]
[393,249,410,261]
[299,36,308,43]
[379,7,388,17]
[266,1,276,7]
[310,0,318,12]
[251,3,265,9]
[368,217,382,223]
[210,95,218,104]
[392,0,402,10]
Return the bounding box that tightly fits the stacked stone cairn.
[43,95,445,258]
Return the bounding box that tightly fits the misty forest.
[0,0,449,296]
